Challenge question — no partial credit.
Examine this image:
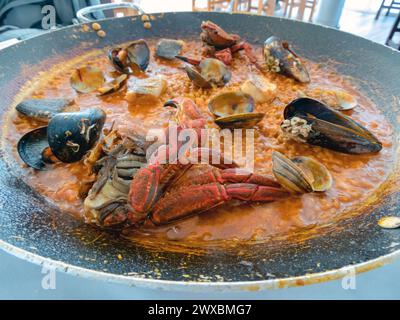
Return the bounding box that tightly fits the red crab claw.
[127,148,238,225]
[149,167,288,225]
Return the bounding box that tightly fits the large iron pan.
[0,11,400,292]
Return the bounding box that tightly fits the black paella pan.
[0,8,400,291]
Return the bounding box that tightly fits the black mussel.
[109,40,150,74]
[281,97,382,154]
[48,108,106,163]
[16,98,73,122]
[155,39,184,60]
[17,108,106,170]
[70,66,105,93]
[264,36,310,83]
[17,126,49,170]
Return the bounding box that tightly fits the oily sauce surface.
[4,40,394,245]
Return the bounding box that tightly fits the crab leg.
[150,180,287,226]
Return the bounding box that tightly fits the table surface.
[0,249,399,299]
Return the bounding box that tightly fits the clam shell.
[70,66,105,93]
[208,92,254,117]
[378,216,400,229]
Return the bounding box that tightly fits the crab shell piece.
[272,151,332,194]
[281,97,382,154]
[200,20,240,49]
[70,66,105,93]
[264,36,310,83]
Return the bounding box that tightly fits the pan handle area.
[76,2,145,23]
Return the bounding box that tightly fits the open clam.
[108,40,150,74]
[272,151,332,193]
[97,74,128,95]
[176,56,231,88]
[16,98,73,122]
[70,66,105,93]
[17,108,106,169]
[208,92,264,129]
[281,97,382,154]
[302,88,358,111]
[264,36,310,83]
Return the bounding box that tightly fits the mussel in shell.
[155,39,184,60]
[17,108,106,169]
[70,66,105,93]
[177,56,231,88]
[272,151,332,193]
[16,98,73,122]
[208,92,264,129]
[108,40,150,73]
[281,98,382,154]
[264,36,310,83]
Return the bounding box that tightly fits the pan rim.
[1,239,399,292]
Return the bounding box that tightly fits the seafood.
[263,36,310,83]
[97,74,128,95]
[83,135,147,227]
[200,21,257,65]
[70,66,105,93]
[281,97,382,154]
[208,91,264,129]
[301,87,358,111]
[109,39,150,73]
[176,56,231,88]
[16,98,73,122]
[17,108,106,169]
[240,75,277,103]
[155,39,184,60]
[378,216,400,229]
[125,75,167,102]
[272,151,332,193]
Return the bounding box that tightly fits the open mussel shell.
[48,108,106,163]
[264,36,310,83]
[155,39,183,60]
[70,66,105,93]
[97,74,128,95]
[272,151,332,194]
[17,126,49,170]
[282,97,382,154]
[208,92,254,117]
[108,40,150,74]
[126,39,150,72]
[16,98,73,122]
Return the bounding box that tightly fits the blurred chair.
[232,0,277,16]
[283,0,318,22]
[192,0,232,12]
[386,11,400,50]
[376,0,400,20]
